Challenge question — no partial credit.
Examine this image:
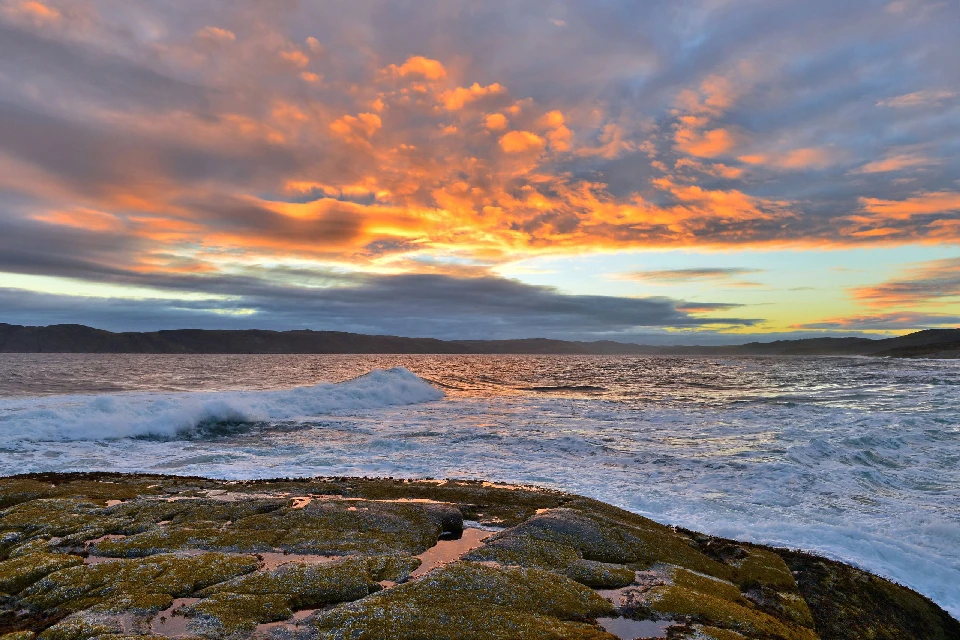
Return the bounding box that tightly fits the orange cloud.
[33,209,125,233]
[279,50,309,68]
[387,56,447,81]
[546,125,572,151]
[859,191,960,220]
[484,113,508,130]
[849,258,960,308]
[541,110,565,128]
[329,112,382,143]
[499,131,545,153]
[440,82,505,110]
[853,151,939,174]
[675,127,737,158]
[3,0,60,24]
[739,147,834,170]
[196,26,235,42]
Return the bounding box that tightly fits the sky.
[0,0,958,343]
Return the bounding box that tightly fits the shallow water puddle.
[150,597,200,637]
[410,528,491,578]
[255,608,319,633]
[597,617,670,639]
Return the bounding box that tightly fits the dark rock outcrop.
[0,473,956,640]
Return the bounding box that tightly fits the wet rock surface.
[0,473,956,640]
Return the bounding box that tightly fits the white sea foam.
[0,367,443,442]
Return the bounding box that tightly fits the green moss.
[648,585,818,640]
[695,626,748,640]
[0,632,37,640]
[0,500,104,539]
[181,593,292,636]
[104,498,285,529]
[347,478,568,527]
[316,601,615,640]
[87,590,174,614]
[782,550,960,640]
[463,532,582,569]
[92,500,455,558]
[765,591,815,629]
[388,561,613,618]
[732,548,798,592]
[312,561,617,640]
[22,553,258,614]
[670,567,743,603]
[93,636,170,640]
[36,617,115,640]
[200,557,382,608]
[0,553,83,595]
[481,508,733,582]
[364,554,422,582]
[7,539,58,559]
[0,480,56,510]
[564,560,635,589]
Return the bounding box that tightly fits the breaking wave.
[0,367,443,442]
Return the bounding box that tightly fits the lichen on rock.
[0,473,956,640]
[310,561,618,639]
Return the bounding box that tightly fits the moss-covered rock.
[36,616,115,640]
[564,560,635,589]
[88,500,458,559]
[647,585,818,640]
[0,473,955,640]
[311,561,617,639]
[782,550,960,640]
[22,553,258,614]
[731,548,797,592]
[198,556,417,607]
[181,593,291,636]
[465,508,731,583]
[0,554,83,595]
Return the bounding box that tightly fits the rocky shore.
[0,473,957,640]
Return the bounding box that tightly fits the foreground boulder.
[0,473,955,640]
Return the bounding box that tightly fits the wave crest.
[0,367,443,442]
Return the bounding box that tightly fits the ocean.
[0,353,957,616]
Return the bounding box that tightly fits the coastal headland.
[1,324,960,358]
[0,473,956,640]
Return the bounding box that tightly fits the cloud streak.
[851,258,960,308]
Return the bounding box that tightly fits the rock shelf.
[0,473,957,640]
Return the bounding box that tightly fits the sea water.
[0,353,957,616]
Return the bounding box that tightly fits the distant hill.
[1,323,958,357]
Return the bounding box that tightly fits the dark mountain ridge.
[1,323,958,357]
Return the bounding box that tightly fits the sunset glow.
[1,0,958,341]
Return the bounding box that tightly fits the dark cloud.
[0,272,759,340]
